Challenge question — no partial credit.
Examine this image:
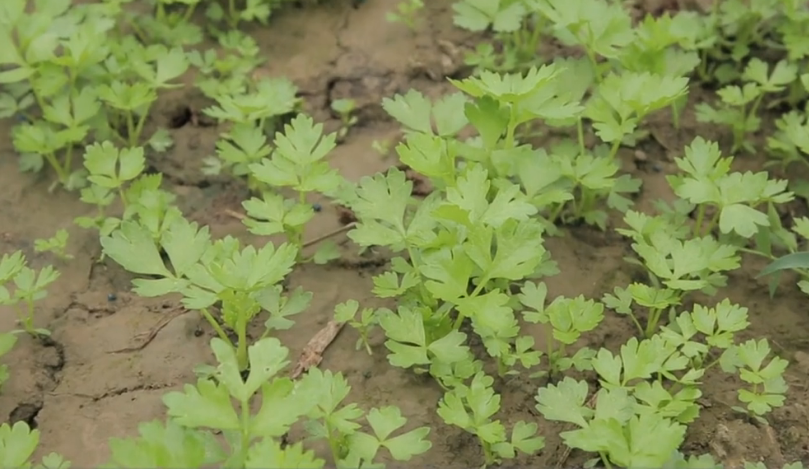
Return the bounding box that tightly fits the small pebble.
[107,293,117,302]
[313,203,322,212]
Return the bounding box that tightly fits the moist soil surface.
[2,0,809,467]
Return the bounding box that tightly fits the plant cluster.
[2,0,809,467]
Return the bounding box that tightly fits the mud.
[1,0,809,467]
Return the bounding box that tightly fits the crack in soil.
[49,382,175,403]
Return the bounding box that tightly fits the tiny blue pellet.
[107,293,117,302]
[313,203,322,212]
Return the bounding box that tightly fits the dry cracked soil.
[2,0,809,467]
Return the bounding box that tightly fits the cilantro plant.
[204,0,294,31]
[347,163,559,387]
[331,98,358,141]
[0,421,70,468]
[452,0,547,73]
[610,221,741,338]
[98,42,190,147]
[110,337,431,468]
[34,228,73,261]
[242,114,345,264]
[133,0,204,47]
[766,76,809,171]
[584,71,688,153]
[0,251,59,337]
[202,76,299,133]
[0,333,17,391]
[386,0,424,31]
[334,300,378,355]
[535,0,635,82]
[303,368,433,466]
[1,0,121,189]
[537,297,787,466]
[519,282,602,377]
[100,216,307,371]
[188,30,264,100]
[696,59,798,153]
[720,338,789,422]
[75,141,181,242]
[438,372,544,467]
[666,137,794,240]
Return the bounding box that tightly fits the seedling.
[204,0,293,31]
[453,0,545,72]
[330,98,358,141]
[720,338,789,423]
[387,0,424,31]
[0,333,18,391]
[667,137,794,239]
[34,228,73,261]
[100,216,307,371]
[696,59,798,153]
[242,114,345,264]
[333,300,378,355]
[0,251,58,337]
[188,31,265,100]
[519,282,601,376]
[438,372,544,467]
[371,138,392,157]
[74,141,181,244]
[0,421,70,468]
[117,337,430,467]
[202,76,299,136]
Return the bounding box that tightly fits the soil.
[2,0,809,467]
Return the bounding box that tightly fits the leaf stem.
[200,307,234,347]
[645,307,662,337]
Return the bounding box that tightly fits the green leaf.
[100,221,171,277]
[0,421,39,467]
[535,377,592,427]
[162,379,240,430]
[246,440,324,468]
[106,420,221,468]
[758,251,809,277]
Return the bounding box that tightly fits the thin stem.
[43,152,69,184]
[646,308,662,337]
[236,315,248,371]
[628,312,645,337]
[239,397,251,464]
[607,136,622,160]
[200,307,234,347]
[133,107,151,147]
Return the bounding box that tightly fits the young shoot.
[696,59,798,154]
[242,114,345,264]
[333,300,378,355]
[330,98,358,141]
[438,372,545,468]
[386,0,424,31]
[100,216,308,371]
[519,282,602,377]
[0,251,59,337]
[34,228,73,261]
